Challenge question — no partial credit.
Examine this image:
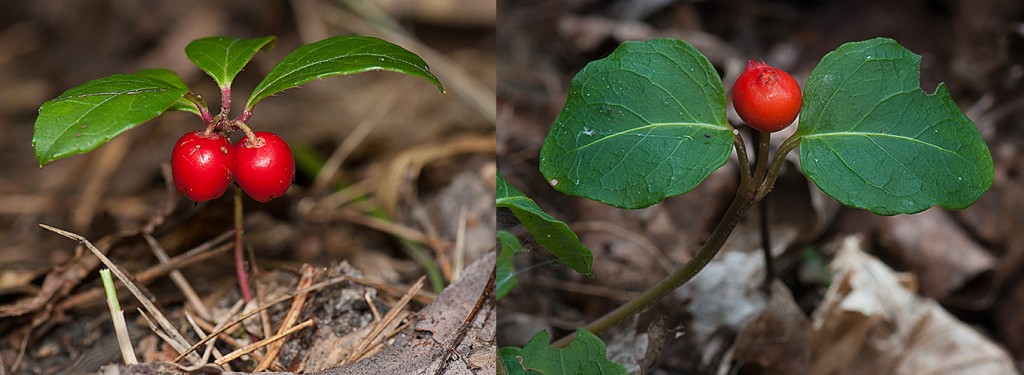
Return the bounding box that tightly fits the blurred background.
[498,0,1024,373]
[0,0,495,373]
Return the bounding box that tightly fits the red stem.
[237,109,253,124]
[233,186,252,303]
[220,86,232,119]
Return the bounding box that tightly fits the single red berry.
[732,59,802,132]
[172,131,235,202]
[234,131,295,202]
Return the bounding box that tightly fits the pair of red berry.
[171,131,295,202]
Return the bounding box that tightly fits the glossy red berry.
[732,60,802,132]
[172,131,235,202]
[234,131,295,202]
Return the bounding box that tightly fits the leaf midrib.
[250,38,426,106]
[802,131,963,158]
[567,122,726,154]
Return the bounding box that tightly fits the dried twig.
[248,245,274,342]
[452,206,468,281]
[332,207,439,247]
[183,312,227,366]
[175,275,353,361]
[58,232,232,311]
[364,291,381,321]
[39,224,202,364]
[142,232,212,321]
[255,265,319,371]
[215,319,315,366]
[346,276,425,363]
[432,268,495,375]
[346,275,436,304]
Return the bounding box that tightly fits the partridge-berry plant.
[500,38,993,370]
[33,35,443,303]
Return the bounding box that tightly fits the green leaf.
[185,36,276,88]
[33,73,189,166]
[500,347,539,375]
[797,38,993,215]
[539,38,734,209]
[500,329,627,375]
[497,173,593,276]
[496,230,524,300]
[246,35,443,108]
[136,68,200,115]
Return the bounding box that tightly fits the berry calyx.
[171,131,235,202]
[732,59,802,132]
[234,131,295,202]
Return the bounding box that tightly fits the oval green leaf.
[496,230,523,300]
[497,173,593,276]
[499,329,627,375]
[796,38,993,215]
[136,68,200,115]
[246,35,443,108]
[185,36,276,88]
[33,73,189,166]
[539,38,734,209]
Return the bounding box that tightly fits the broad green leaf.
[797,38,993,215]
[33,73,189,166]
[136,68,200,115]
[500,329,627,375]
[540,38,734,209]
[246,35,443,108]
[496,230,523,300]
[185,36,276,88]
[497,173,593,276]
[500,347,540,375]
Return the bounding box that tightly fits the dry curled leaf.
[810,236,1016,375]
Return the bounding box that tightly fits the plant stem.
[238,109,253,124]
[752,131,771,186]
[184,92,213,124]
[756,134,801,200]
[229,120,258,145]
[551,128,801,347]
[552,174,758,348]
[759,198,774,295]
[733,130,752,191]
[234,186,253,303]
[220,86,232,119]
[753,131,775,294]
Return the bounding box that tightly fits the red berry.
[172,131,235,202]
[732,60,802,132]
[234,131,295,202]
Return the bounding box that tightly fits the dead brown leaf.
[320,251,495,375]
[810,235,1016,375]
[877,208,996,302]
[732,281,810,375]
